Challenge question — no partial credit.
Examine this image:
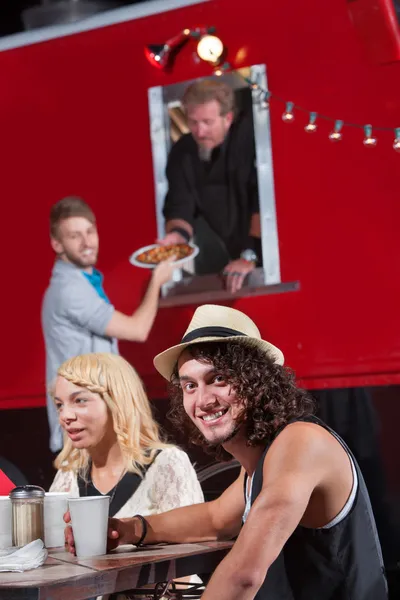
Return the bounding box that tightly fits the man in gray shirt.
[42,196,173,453]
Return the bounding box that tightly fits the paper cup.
[68,496,110,557]
[44,492,69,548]
[0,496,12,549]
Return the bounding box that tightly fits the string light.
[213,61,230,77]
[363,124,377,147]
[282,102,294,122]
[328,120,343,142]
[304,112,317,133]
[393,128,400,153]
[261,91,271,109]
[233,69,398,151]
[144,25,400,152]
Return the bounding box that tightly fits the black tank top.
[245,416,388,600]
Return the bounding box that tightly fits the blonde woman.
[50,353,204,519]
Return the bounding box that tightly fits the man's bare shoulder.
[276,420,335,446]
[265,420,343,474]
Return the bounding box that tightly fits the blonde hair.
[54,353,171,476]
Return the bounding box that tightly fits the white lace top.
[49,446,204,517]
[50,447,204,599]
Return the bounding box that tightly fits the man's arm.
[159,139,196,246]
[223,150,260,293]
[200,424,331,600]
[65,469,245,553]
[117,468,245,545]
[104,258,174,342]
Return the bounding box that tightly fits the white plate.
[129,243,199,269]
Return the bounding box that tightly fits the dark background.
[0,0,151,38]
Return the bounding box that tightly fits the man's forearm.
[201,555,261,600]
[124,502,221,545]
[129,277,161,341]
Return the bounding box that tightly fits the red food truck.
[0,0,399,582]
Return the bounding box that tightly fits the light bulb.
[393,128,400,153]
[304,112,317,133]
[363,137,377,147]
[328,132,341,141]
[196,35,224,64]
[363,125,377,147]
[282,102,294,123]
[328,120,343,142]
[305,123,317,132]
[213,62,230,77]
[260,91,271,109]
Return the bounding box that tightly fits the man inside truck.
[42,196,174,454]
[65,304,388,600]
[159,79,261,294]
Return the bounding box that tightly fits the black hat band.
[181,326,247,344]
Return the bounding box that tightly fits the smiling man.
[72,304,388,599]
[42,196,173,453]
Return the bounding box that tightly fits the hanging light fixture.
[363,124,377,147]
[260,91,271,109]
[282,102,295,122]
[304,112,318,133]
[144,29,191,70]
[213,62,230,77]
[328,120,343,142]
[392,128,400,153]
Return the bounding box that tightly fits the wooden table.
[0,541,233,599]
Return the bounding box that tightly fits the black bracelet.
[133,514,148,546]
[170,227,191,243]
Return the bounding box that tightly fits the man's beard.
[198,145,212,161]
[62,249,97,269]
[206,422,242,448]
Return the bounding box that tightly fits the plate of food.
[129,242,199,269]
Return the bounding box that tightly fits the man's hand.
[223,259,255,294]
[151,256,176,286]
[157,232,187,246]
[63,511,139,554]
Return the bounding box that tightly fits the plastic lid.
[9,485,45,499]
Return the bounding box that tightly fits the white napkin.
[0,539,48,572]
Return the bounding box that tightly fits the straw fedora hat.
[153,304,284,381]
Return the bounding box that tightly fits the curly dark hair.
[167,341,315,461]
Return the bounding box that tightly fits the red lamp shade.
[144,44,170,70]
[144,30,191,70]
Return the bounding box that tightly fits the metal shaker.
[9,485,45,546]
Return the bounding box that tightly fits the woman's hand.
[63,511,140,554]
